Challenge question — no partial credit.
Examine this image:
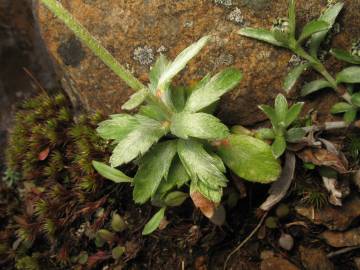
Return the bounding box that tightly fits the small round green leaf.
[142,207,166,235]
[164,191,188,207]
[330,102,353,114]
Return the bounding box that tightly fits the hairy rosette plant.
[40,0,281,234]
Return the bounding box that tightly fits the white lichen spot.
[351,39,360,57]
[157,45,167,53]
[184,20,194,28]
[133,45,154,65]
[214,53,234,68]
[228,8,244,25]
[214,0,232,7]
[288,54,306,67]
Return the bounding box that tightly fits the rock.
[321,227,360,248]
[35,1,360,125]
[354,257,360,270]
[260,257,299,270]
[278,233,294,251]
[295,196,360,231]
[299,246,334,270]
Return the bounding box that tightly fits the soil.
[1,1,360,270]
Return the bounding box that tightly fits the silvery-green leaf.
[92,161,132,183]
[336,66,360,84]
[255,128,275,140]
[190,181,222,206]
[283,63,309,93]
[301,79,332,96]
[351,93,360,107]
[330,102,353,114]
[272,135,287,158]
[208,151,226,173]
[259,105,278,128]
[171,112,229,140]
[309,3,344,57]
[217,134,281,183]
[157,36,210,89]
[149,54,170,93]
[273,29,290,44]
[286,128,306,143]
[133,141,177,204]
[298,20,329,43]
[164,191,188,207]
[285,102,304,127]
[97,114,138,140]
[177,139,227,203]
[142,207,165,235]
[184,68,242,112]
[288,0,296,37]
[344,108,357,124]
[138,104,167,121]
[330,48,360,65]
[121,89,148,110]
[171,86,187,112]
[110,115,168,167]
[238,28,287,47]
[275,94,288,122]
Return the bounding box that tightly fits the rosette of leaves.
[238,1,360,107]
[330,40,360,123]
[38,0,280,235]
[257,94,305,158]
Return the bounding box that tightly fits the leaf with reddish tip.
[38,147,50,161]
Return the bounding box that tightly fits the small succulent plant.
[257,94,305,158]
[239,1,360,116]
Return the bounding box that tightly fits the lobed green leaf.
[97,114,138,141]
[164,191,188,207]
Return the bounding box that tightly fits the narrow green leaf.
[259,105,278,128]
[301,79,332,96]
[255,128,275,140]
[286,128,306,143]
[330,48,360,65]
[185,68,242,112]
[138,104,167,121]
[164,191,188,207]
[157,36,210,88]
[351,93,360,107]
[238,28,287,47]
[110,115,168,167]
[133,141,177,204]
[285,102,304,127]
[330,102,353,114]
[177,139,227,203]
[283,63,309,93]
[288,0,296,37]
[40,0,144,91]
[344,108,357,124]
[275,94,288,122]
[92,161,132,183]
[142,207,166,235]
[336,66,360,84]
[121,89,148,110]
[97,114,138,141]
[309,2,344,57]
[298,20,329,43]
[273,29,290,44]
[272,135,287,158]
[149,54,170,93]
[217,134,281,183]
[171,112,229,140]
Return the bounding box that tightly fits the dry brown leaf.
[190,191,215,219]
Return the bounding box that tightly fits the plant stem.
[302,120,360,133]
[40,0,145,92]
[293,45,352,103]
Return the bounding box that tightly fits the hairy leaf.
[142,207,166,235]
[149,54,170,93]
[283,63,309,93]
[301,79,332,96]
[92,161,132,183]
[330,102,354,114]
[157,36,209,89]
[286,128,306,143]
[238,28,287,47]
[336,66,360,84]
[138,104,167,121]
[309,2,344,57]
[171,112,229,140]
[298,20,329,43]
[177,139,227,203]
[285,102,304,127]
[121,89,148,110]
[217,134,281,183]
[330,48,360,65]
[171,86,187,112]
[133,141,177,204]
[275,94,288,122]
[110,115,168,167]
[272,135,287,158]
[97,114,138,141]
[255,128,275,140]
[259,105,278,128]
[185,68,242,112]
